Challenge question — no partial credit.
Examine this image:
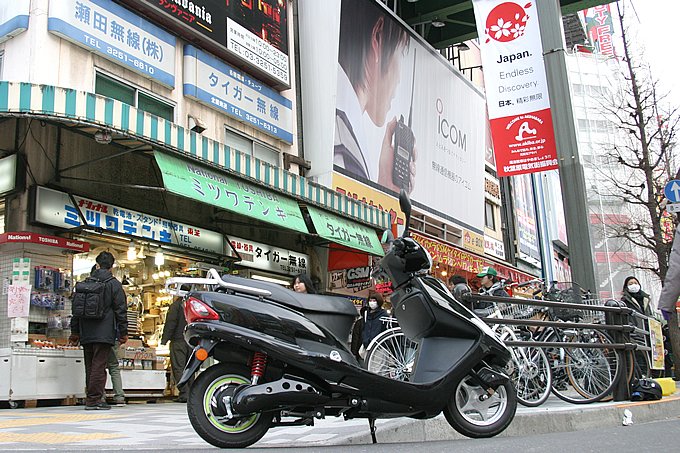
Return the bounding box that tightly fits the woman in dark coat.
[362,291,388,349]
[621,276,653,317]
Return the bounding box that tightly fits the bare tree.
[590,2,680,377]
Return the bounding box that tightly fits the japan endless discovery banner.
[472,0,559,177]
[332,0,487,232]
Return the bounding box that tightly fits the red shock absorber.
[250,352,267,385]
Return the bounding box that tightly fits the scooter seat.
[220,274,357,316]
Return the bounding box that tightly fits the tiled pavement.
[0,401,375,449]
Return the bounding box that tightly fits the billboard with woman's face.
[321,0,487,233]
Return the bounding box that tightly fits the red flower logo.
[484,2,532,43]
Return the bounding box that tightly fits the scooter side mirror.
[380,229,395,245]
[399,189,411,237]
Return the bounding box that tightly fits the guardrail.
[463,294,654,401]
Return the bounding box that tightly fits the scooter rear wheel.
[187,362,272,448]
[444,374,517,438]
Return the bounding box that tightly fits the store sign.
[472,0,558,177]
[412,231,485,273]
[154,152,308,234]
[485,176,501,203]
[333,173,406,227]
[582,5,614,56]
[0,154,18,195]
[463,230,485,255]
[229,236,309,276]
[117,0,290,86]
[328,266,372,293]
[0,231,90,252]
[0,2,29,44]
[33,186,225,255]
[307,206,384,257]
[184,45,293,143]
[484,235,505,260]
[47,0,176,87]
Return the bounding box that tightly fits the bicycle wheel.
[511,345,552,407]
[549,329,622,404]
[364,327,419,382]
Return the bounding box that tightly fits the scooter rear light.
[184,297,220,323]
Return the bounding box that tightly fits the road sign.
[664,180,680,203]
[667,203,680,214]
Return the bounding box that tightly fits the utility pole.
[536,0,597,292]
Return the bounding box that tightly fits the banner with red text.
[582,5,615,56]
[472,0,558,177]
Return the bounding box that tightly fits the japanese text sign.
[229,236,309,276]
[117,0,289,86]
[33,186,226,255]
[154,152,308,234]
[0,2,29,44]
[184,45,293,143]
[48,0,176,87]
[472,0,558,177]
[8,284,31,318]
[307,206,383,257]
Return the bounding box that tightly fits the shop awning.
[307,206,384,256]
[154,151,309,234]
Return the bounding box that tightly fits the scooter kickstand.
[368,417,378,444]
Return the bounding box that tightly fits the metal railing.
[464,293,653,401]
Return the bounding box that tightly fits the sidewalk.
[0,386,678,450]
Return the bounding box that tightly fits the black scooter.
[167,192,516,448]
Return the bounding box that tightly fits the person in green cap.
[475,266,509,311]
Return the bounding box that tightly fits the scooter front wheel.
[444,373,517,438]
[187,362,272,448]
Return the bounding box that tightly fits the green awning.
[307,206,384,256]
[154,151,309,234]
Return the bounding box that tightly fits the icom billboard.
[116,0,290,88]
[299,0,487,233]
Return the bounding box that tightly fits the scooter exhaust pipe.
[228,375,331,414]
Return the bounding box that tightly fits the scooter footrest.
[477,368,509,389]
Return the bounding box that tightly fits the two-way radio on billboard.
[392,48,417,190]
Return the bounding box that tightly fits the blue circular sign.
[664,180,680,203]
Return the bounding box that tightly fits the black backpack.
[72,276,114,319]
[630,378,662,401]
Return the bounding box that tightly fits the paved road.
[0,392,677,450]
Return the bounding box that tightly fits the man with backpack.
[69,251,128,410]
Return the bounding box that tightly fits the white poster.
[329,0,486,232]
[7,284,31,318]
[10,317,29,342]
[229,236,309,276]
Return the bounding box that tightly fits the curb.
[329,394,680,445]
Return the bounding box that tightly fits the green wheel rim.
[203,374,259,433]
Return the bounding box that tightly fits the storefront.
[412,231,537,292]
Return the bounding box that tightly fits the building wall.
[0,0,299,163]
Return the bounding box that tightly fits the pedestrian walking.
[293,273,317,294]
[657,223,680,379]
[70,252,128,410]
[448,275,472,310]
[161,285,192,403]
[621,276,653,317]
[361,291,388,353]
[475,266,507,311]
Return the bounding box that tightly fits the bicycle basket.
[545,283,585,321]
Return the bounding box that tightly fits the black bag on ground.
[72,276,113,319]
[630,377,662,401]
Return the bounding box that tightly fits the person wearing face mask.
[621,277,653,317]
[361,291,388,354]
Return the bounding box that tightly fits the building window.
[224,127,280,167]
[94,72,174,121]
[484,201,496,230]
